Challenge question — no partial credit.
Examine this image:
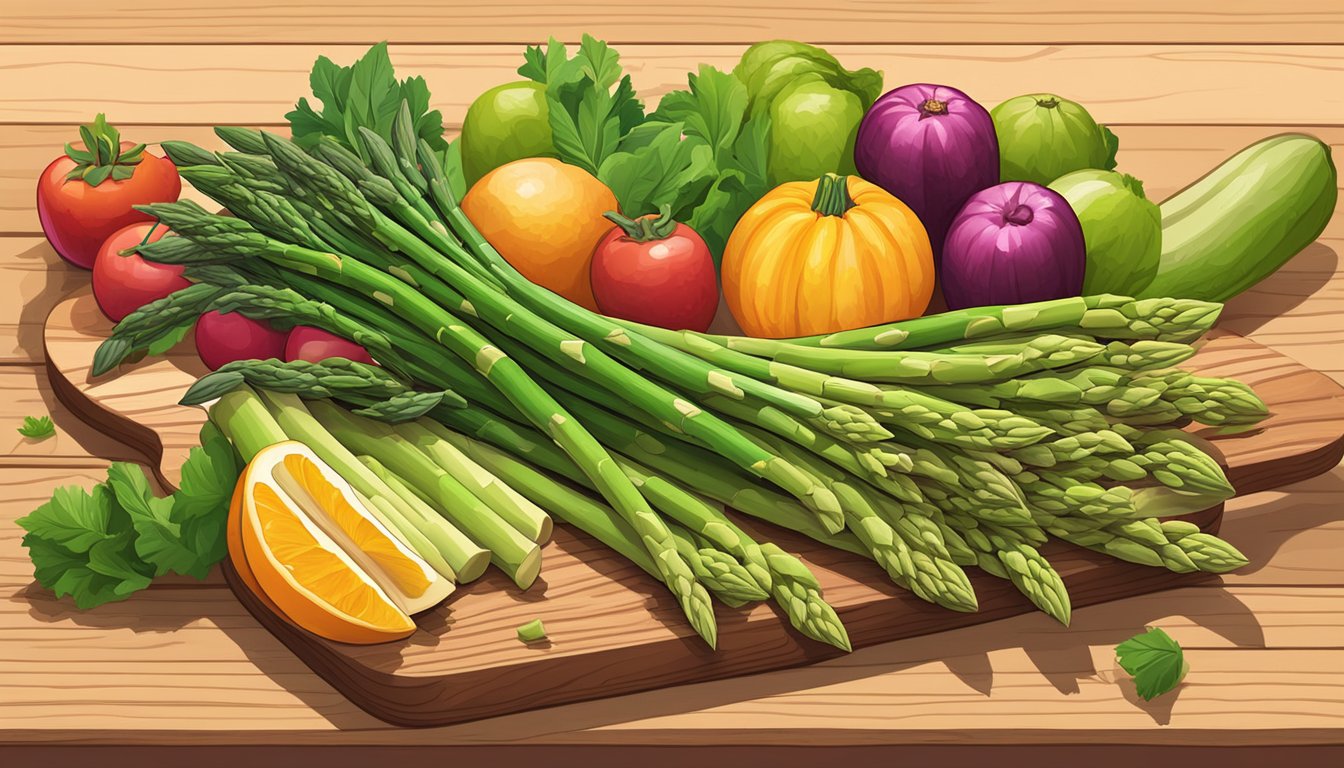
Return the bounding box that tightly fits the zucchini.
[1136,133,1336,302]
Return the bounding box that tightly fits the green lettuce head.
[1050,169,1161,296]
[992,93,1119,185]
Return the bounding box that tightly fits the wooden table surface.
[1,2,1342,763]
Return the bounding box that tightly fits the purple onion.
[940,182,1086,310]
[854,83,999,261]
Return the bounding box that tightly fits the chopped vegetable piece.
[517,618,548,643]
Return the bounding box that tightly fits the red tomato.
[36,116,181,270]
[590,212,718,332]
[91,223,189,322]
[194,311,288,371]
[284,326,376,365]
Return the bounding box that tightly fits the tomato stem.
[62,113,147,187]
[603,204,678,242]
[810,174,856,217]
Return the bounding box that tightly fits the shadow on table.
[1218,240,1338,337]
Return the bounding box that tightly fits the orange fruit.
[229,442,453,645]
[462,157,618,311]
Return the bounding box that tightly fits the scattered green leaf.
[1116,627,1188,700]
[18,415,55,440]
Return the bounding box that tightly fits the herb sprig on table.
[17,423,241,608]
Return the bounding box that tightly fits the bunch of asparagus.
[97,105,1266,650]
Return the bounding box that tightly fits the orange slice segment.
[279,452,432,601]
[229,442,453,645]
[243,480,413,643]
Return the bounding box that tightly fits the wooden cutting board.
[44,286,1344,728]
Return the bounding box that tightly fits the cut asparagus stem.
[249,388,471,583]
[306,398,542,590]
[388,419,552,544]
[355,456,491,582]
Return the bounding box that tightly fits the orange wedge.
[230,441,453,645]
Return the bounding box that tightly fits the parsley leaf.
[18,484,154,610]
[287,42,449,162]
[540,35,644,176]
[18,415,55,440]
[1116,627,1189,700]
[18,423,242,608]
[598,122,715,220]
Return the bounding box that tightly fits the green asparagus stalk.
[710,334,1107,384]
[217,386,471,582]
[305,398,542,588]
[776,295,1223,350]
[432,425,851,651]
[353,456,490,581]
[390,420,552,544]
[942,509,1071,624]
[250,388,492,582]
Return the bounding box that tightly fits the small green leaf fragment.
[1116,627,1187,701]
[18,415,55,440]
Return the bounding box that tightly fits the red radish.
[590,207,718,333]
[194,311,287,371]
[91,222,189,322]
[285,326,376,365]
[36,114,181,270]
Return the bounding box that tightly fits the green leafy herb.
[598,122,715,220]
[516,618,548,643]
[18,424,242,608]
[525,35,644,176]
[18,415,55,440]
[287,42,449,163]
[1102,125,1121,171]
[643,67,773,263]
[1116,627,1188,700]
[18,484,154,610]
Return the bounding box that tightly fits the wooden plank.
[3,44,1344,126]
[0,365,145,465]
[0,239,84,363]
[3,1,1343,45]
[1220,462,1344,586]
[1,580,1343,738]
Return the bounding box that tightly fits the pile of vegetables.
[18,38,1335,657]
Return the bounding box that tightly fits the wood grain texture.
[4,1,1344,45]
[40,289,1344,726]
[3,44,1344,126]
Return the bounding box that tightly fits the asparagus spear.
[942,509,1071,625]
[390,419,552,544]
[706,334,1107,385]
[773,294,1223,350]
[667,521,770,606]
[306,398,543,589]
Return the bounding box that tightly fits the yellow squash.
[722,174,934,338]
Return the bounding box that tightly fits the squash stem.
[811,173,856,217]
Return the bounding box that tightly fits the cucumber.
[1136,133,1336,302]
